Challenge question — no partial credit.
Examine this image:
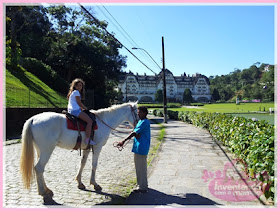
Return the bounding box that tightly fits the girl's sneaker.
[85,138,96,145]
[89,140,97,145]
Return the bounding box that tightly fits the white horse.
[20,102,138,204]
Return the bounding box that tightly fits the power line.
[79,4,158,75]
[96,6,135,48]
[100,4,160,72]
[101,5,138,48]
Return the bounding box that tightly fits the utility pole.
[126,77,128,102]
[162,36,167,123]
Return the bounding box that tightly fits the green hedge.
[154,110,275,200]
[22,57,69,94]
[140,103,181,109]
[153,109,163,117]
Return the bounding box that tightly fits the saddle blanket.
[66,118,98,131]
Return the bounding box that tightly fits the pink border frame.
[0,0,278,210]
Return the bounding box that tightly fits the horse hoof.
[78,183,86,190]
[94,184,102,191]
[43,196,56,205]
[44,199,61,205]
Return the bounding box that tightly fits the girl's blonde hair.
[67,78,85,100]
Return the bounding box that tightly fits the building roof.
[119,69,210,85]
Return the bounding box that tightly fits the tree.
[211,88,220,101]
[45,6,126,82]
[18,7,52,61]
[242,84,252,99]
[45,5,127,108]
[155,89,163,102]
[6,6,52,66]
[252,85,262,99]
[6,6,23,66]
[209,63,274,102]
[5,5,128,109]
[260,66,274,101]
[183,88,192,105]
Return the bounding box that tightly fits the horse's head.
[126,101,139,127]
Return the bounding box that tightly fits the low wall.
[5,108,66,139]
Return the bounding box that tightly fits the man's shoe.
[138,189,148,193]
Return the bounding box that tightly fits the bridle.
[112,105,138,151]
[130,105,139,128]
[95,105,138,134]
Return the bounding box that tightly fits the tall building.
[118,69,212,103]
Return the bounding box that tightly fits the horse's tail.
[20,118,35,189]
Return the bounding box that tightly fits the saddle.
[63,110,98,153]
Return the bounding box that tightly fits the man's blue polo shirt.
[132,118,151,155]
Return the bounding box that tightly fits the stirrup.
[85,142,94,153]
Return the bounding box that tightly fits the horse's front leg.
[90,147,102,191]
[76,149,90,190]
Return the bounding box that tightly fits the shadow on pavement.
[83,189,126,205]
[125,189,223,206]
[43,189,126,207]
[149,118,164,124]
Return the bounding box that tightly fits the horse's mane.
[91,102,137,115]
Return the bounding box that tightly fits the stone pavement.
[126,119,269,208]
[3,116,270,208]
[3,118,160,208]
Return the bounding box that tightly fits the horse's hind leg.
[35,149,55,201]
[90,147,102,191]
[76,149,90,190]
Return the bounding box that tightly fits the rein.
[92,105,138,151]
[93,105,138,134]
[93,105,138,151]
[94,114,130,134]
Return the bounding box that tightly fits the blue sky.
[85,4,275,78]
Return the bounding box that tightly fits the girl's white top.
[68,90,81,111]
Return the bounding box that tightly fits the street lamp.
[132,40,167,123]
[132,47,162,70]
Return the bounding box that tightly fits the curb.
[4,139,21,146]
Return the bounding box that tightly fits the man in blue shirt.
[119,106,151,193]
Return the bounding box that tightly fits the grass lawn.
[231,113,275,125]
[168,103,275,113]
[139,102,274,113]
[143,102,275,125]
[139,102,181,108]
[6,66,67,108]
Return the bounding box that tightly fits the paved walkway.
[3,116,269,208]
[3,118,160,208]
[126,119,268,208]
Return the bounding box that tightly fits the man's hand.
[116,132,138,149]
[118,140,125,147]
